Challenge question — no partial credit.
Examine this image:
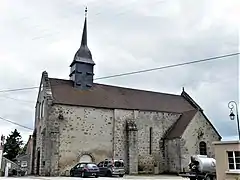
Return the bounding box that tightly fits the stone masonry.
[127,118,138,174]
[165,111,220,173]
[33,91,185,176]
[32,71,55,176]
[32,73,221,176]
[33,83,221,176]
[44,105,182,175]
[180,111,220,170]
[52,105,114,175]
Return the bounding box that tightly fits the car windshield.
[87,164,98,168]
[114,161,124,167]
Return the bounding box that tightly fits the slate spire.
[70,7,95,66]
[69,7,95,90]
[81,7,87,46]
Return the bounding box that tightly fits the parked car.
[70,162,99,178]
[97,159,125,177]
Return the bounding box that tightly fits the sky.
[0,0,239,144]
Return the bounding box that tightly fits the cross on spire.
[85,7,87,17]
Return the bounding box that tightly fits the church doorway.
[79,154,92,163]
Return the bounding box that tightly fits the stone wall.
[25,137,33,174]
[33,72,54,176]
[113,109,133,173]
[113,109,181,173]
[45,106,181,175]
[33,91,44,175]
[49,105,114,175]
[180,111,221,171]
[137,111,180,173]
[127,119,138,174]
[165,138,181,173]
[35,99,221,176]
[163,111,221,174]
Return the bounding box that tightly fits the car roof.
[78,162,96,164]
[102,159,124,162]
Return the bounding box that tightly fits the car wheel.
[205,175,212,180]
[95,175,99,178]
[81,171,85,178]
[119,174,124,177]
[70,171,74,177]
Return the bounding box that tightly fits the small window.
[227,151,240,171]
[80,164,86,168]
[40,101,44,118]
[21,161,28,168]
[149,127,153,155]
[40,84,43,91]
[199,141,207,155]
[38,102,41,119]
[104,161,109,167]
[114,161,124,167]
[86,72,93,75]
[87,164,98,168]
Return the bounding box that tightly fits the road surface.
[0,175,185,180]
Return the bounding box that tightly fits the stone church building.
[30,9,221,176]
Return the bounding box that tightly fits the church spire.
[81,7,87,46]
[69,7,95,90]
[70,6,94,66]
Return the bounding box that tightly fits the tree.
[3,129,23,161]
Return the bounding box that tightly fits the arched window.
[199,141,207,155]
[41,100,44,118]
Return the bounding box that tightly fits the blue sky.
[0,0,239,143]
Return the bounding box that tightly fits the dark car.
[97,159,125,177]
[70,162,99,178]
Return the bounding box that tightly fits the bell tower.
[69,7,95,90]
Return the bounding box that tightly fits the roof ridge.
[181,90,203,111]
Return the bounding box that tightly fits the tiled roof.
[49,78,195,113]
[164,109,198,139]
